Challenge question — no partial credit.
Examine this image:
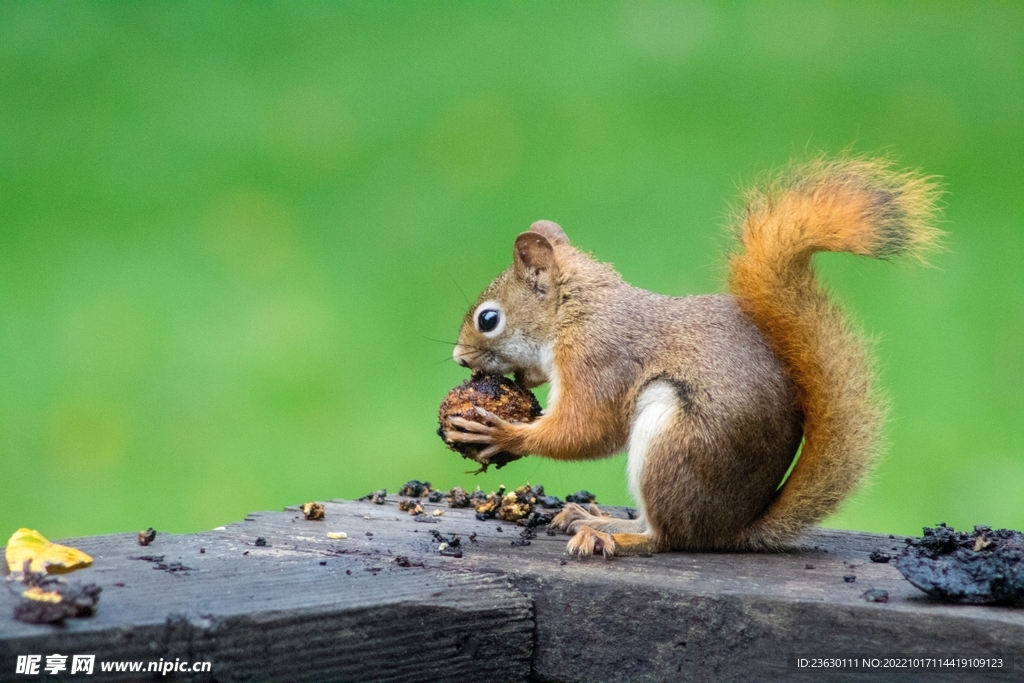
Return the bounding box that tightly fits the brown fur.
[451,158,940,555]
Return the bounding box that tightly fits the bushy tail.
[729,157,941,550]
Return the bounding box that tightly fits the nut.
[437,374,541,472]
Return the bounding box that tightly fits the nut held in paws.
[437,374,541,471]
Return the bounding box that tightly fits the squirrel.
[446,158,940,557]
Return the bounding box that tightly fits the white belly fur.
[626,382,678,520]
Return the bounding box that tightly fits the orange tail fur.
[729,158,941,550]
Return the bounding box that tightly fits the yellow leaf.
[5,528,93,574]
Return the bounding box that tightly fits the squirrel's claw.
[447,411,516,460]
[448,416,495,436]
[476,444,503,461]
[447,409,524,462]
[446,416,510,461]
[471,406,512,428]
[448,408,511,436]
[566,526,616,559]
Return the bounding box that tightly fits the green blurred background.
[1,2,1021,541]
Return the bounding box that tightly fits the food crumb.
[327,532,348,540]
[398,499,424,516]
[473,486,505,520]
[399,480,434,497]
[510,527,536,548]
[843,575,856,583]
[360,489,388,505]
[565,490,597,504]
[138,528,156,546]
[430,530,463,558]
[301,502,326,521]
[254,537,268,547]
[447,487,471,508]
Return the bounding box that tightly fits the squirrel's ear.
[530,220,569,246]
[513,232,556,294]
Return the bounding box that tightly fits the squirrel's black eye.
[477,309,500,333]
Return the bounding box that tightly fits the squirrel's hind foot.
[566,526,617,558]
[565,527,666,558]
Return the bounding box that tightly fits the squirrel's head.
[453,221,568,389]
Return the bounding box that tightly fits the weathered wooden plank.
[2,497,1022,682]
[0,510,534,682]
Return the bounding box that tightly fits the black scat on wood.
[893,524,1024,606]
[565,490,597,504]
[869,549,892,563]
[12,572,102,625]
[430,529,464,558]
[128,555,194,575]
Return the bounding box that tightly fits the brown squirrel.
[447,158,940,557]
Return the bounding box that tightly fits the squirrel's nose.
[453,345,470,367]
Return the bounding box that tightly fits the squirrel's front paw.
[447,408,519,461]
[566,526,616,559]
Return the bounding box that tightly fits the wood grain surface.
[2,497,1022,682]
